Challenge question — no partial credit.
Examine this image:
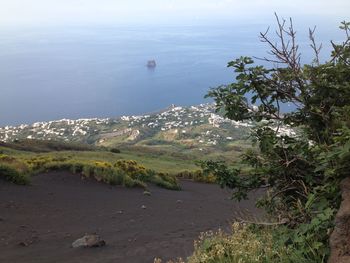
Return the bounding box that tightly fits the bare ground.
[0,172,259,263]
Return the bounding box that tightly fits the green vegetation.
[0,104,253,163]
[0,138,223,188]
[0,140,199,170]
[156,16,350,263]
[157,223,324,263]
[176,170,216,183]
[0,141,181,190]
[3,15,348,263]
[190,17,350,262]
[0,152,31,184]
[0,162,30,185]
[0,139,96,152]
[188,225,284,263]
[185,224,291,263]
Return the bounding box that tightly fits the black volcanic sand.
[0,172,260,263]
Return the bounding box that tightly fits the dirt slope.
[0,172,259,263]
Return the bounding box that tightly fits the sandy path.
[0,172,259,263]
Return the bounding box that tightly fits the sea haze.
[0,22,339,126]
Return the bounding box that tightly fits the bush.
[188,223,291,263]
[22,157,176,189]
[114,159,148,180]
[201,18,350,262]
[115,160,180,189]
[110,148,121,153]
[104,169,125,185]
[40,160,139,187]
[122,175,146,188]
[0,163,30,185]
[0,155,31,185]
[176,170,216,183]
[1,150,180,190]
[147,171,179,190]
[149,172,181,190]
[156,223,300,263]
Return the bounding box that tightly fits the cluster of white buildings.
[0,103,296,146]
[0,118,112,142]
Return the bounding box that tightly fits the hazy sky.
[0,0,349,27]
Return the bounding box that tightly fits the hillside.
[0,104,257,163]
[1,103,299,167]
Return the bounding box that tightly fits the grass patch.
[0,162,30,185]
[0,153,31,184]
[0,146,181,190]
[176,170,216,183]
[29,157,180,189]
[0,138,243,188]
[155,223,312,263]
[0,139,96,153]
[147,170,181,190]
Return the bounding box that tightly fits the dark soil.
[0,172,260,263]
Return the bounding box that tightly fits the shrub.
[144,169,180,190]
[0,155,31,185]
[115,160,180,189]
[110,148,121,153]
[26,155,56,170]
[114,159,147,180]
[2,151,179,190]
[43,161,73,172]
[150,173,180,190]
[0,154,16,162]
[201,17,350,262]
[176,170,216,183]
[188,223,290,263]
[70,162,84,174]
[82,163,94,177]
[156,223,298,263]
[104,168,125,185]
[0,163,30,185]
[25,158,151,189]
[122,174,145,188]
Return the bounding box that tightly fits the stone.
[141,205,147,209]
[72,234,106,248]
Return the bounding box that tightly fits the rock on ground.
[71,234,106,248]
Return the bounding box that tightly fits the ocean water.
[0,23,340,126]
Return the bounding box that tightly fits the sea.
[0,21,342,126]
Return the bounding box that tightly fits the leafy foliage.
[0,153,31,184]
[0,150,180,190]
[202,16,350,261]
[176,170,216,183]
[0,162,30,185]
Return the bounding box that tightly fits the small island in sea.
[147,60,156,68]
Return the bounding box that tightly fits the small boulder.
[72,234,106,248]
[141,205,147,209]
